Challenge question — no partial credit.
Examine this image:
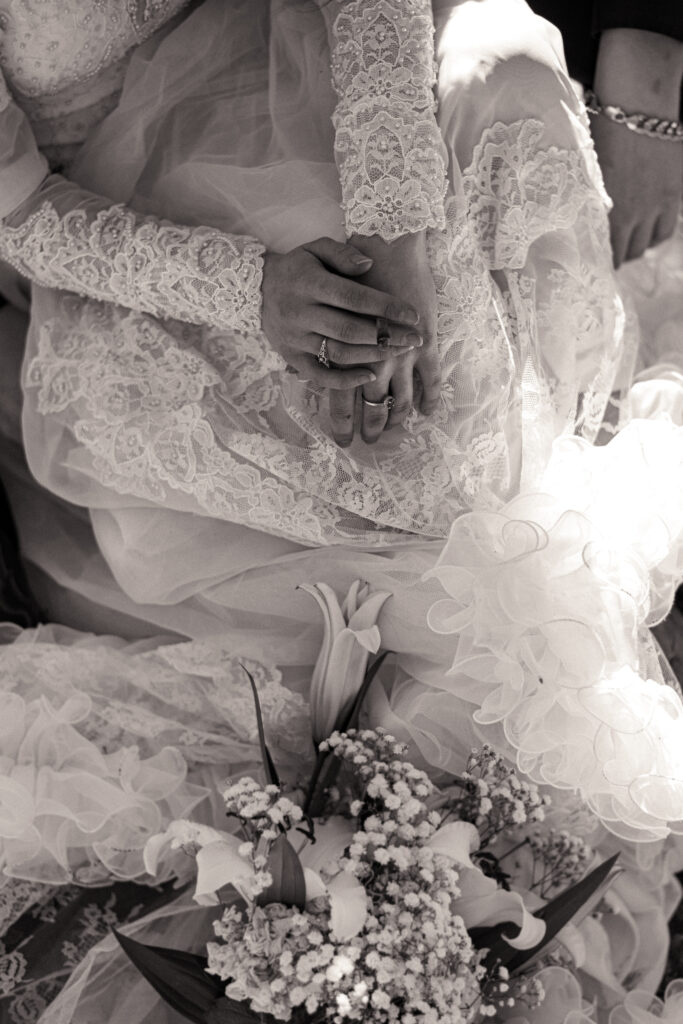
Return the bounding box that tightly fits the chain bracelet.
[584,88,683,142]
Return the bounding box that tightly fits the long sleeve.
[0,72,265,335]
[325,0,448,241]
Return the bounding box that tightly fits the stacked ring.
[317,337,330,368]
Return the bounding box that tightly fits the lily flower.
[300,581,392,744]
[144,816,367,941]
[427,820,546,950]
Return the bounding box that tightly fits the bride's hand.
[329,231,440,445]
[261,237,422,390]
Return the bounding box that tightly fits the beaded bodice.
[0,0,191,166]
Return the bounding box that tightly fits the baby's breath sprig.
[439,746,549,849]
[526,829,594,899]
[222,776,305,844]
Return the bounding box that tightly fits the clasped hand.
[261,232,440,447]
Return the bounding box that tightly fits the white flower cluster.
[223,776,305,845]
[456,746,549,846]
[207,731,503,1022]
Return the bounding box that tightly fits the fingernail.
[402,308,420,325]
[351,254,373,266]
[361,373,377,383]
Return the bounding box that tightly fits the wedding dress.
[0,0,683,1021]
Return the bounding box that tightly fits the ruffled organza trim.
[0,628,314,885]
[427,418,683,842]
[0,687,206,885]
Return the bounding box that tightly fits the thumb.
[305,236,373,276]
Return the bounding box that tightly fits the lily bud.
[300,581,391,744]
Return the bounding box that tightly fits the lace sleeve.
[0,174,265,334]
[328,0,448,241]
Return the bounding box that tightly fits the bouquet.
[116,585,621,1024]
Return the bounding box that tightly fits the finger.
[314,308,422,350]
[323,337,420,366]
[285,350,377,391]
[653,208,678,246]
[415,349,442,416]
[304,236,374,277]
[360,364,392,444]
[329,388,358,448]
[310,273,420,327]
[360,390,391,445]
[385,358,414,431]
[626,222,655,263]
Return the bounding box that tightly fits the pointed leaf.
[474,853,620,973]
[113,930,222,1024]
[242,666,279,787]
[257,834,306,910]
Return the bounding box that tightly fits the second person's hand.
[328,230,441,446]
[261,236,423,390]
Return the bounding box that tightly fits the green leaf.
[256,833,306,911]
[242,665,280,788]
[113,930,223,1024]
[474,853,620,974]
[303,652,391,818]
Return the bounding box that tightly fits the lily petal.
[194,837,254,905]
[426,822,480,867]
[328,871,368,940]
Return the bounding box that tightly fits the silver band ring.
[317,337,330,368]
[362,394,395,410]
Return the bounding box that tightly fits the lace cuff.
[329,0,448,240]
[0,176,265,334]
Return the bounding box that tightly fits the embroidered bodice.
[0,0,192,166]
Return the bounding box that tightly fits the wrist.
[348,231,427,259]
[595,30,683,119]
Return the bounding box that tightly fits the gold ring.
[362,395,394,410]
[317,337,330,368]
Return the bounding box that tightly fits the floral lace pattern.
[0,198,265,334]
[0,0,189,99]
[330,0,447,239]
[0,879,178,1024]
[24,119,625,546]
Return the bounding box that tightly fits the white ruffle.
[427,417,683,842]
[0,627,314,886]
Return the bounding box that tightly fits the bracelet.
[584,88,683,142]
